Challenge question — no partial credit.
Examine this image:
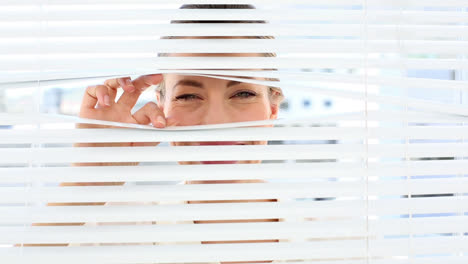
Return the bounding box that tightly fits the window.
[1,1,467,263]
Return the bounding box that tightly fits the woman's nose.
[200,101,232,125]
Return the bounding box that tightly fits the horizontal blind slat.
[1,182,365,203]
[2,197,467,224]
[1,144,467,164]
[3,58,467,73]
[3,39,468,54]
[3,112,468,127]
[2,178,467,203]
[3,0,468,7]
[3,216,467,244]
[370,236,468,256]
[5,71,468,89]
[2,24,467,39]
[2,160,467,183]
[0,241,367,263]
[0,221,367,244]
[2,10,467,24]
[0,201,366,224]
[2,126,468,144]
[0,145,367,164]
[1,237,467,262]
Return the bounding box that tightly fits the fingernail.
[104,95,111,106]
[156,116,166,128]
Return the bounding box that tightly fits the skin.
[160,74,278,165]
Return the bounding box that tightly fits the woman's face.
[157,74,279,165]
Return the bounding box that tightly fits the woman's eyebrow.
[173,79,204,89]
[227,81,241,87]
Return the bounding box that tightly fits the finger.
[131,74,163,92]
[166,116,180,127]
[116,89,143,110]
[104,77,135,93]
[93,77,123,103]
[116,74,163,108]
[132,102,166,128]
[82,85,111,109]
[104,82,118,103]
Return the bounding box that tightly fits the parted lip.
[200,160,238,164]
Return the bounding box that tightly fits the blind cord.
[362,0,370,263]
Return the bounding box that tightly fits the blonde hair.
[156,4,284,107]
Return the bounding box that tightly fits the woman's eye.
[175,94,200,101]
[232,91,257,99]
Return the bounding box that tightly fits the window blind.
[1,1,468,264]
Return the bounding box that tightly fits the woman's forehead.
[163,74,268,93]
[164,74,266,83]
[165,74,260,83]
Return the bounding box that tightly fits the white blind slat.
[3,57,468,73]
[1,182,364,203]
[3,39,468,55]
[2,9,468,24]
[2,144,467,164]
[2,216,467,244]
[0,201,366,224]
[1,178,467,204]
[2,0,468,7]
[0,242,367,263]
[2,24,468,39]
[0,221,367,244]
[2,197,468,224]
[3,126,468,144]
[1,238,467,262]
[1,160,467,184]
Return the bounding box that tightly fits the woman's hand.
[74,74,165,167]
[79,74,166,128]
[48,75,169,215]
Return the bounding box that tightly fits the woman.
[67,4,285,263]
[75,71,284,264]
[81,72,283,154]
